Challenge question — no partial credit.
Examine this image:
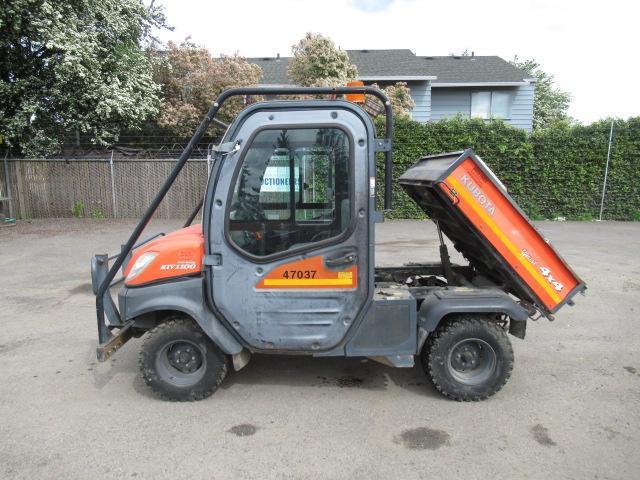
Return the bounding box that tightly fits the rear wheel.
[139,316,228,401]
[422,315,514,401]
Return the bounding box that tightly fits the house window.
[471,91,512,119]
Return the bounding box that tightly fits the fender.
[418,287,529,344]
[118,276,243,355]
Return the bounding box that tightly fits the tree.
[0,0,168,156]
[152,40,262,137]
[288,33,358,87]
[510,57,571,130]
[384,82,415,119]
[367,82,416,120]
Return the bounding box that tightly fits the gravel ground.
[0,218,638,479]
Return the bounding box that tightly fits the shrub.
[376,116,639,221]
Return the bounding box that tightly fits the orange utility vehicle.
[91,86,585,401]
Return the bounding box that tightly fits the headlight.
[126,252,157,281]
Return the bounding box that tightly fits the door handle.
[325,253,358,268]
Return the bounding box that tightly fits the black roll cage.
[95,86,393,345]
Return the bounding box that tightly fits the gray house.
[249,50,536,131]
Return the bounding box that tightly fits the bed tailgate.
[398,149,585,315]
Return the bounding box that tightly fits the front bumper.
[96,321,135,361]
[91,253,133,362]
[91,234,165,361]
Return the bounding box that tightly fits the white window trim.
[432,81,528,87]
[358,75,436,81]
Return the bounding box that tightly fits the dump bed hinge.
[374,138,392,152]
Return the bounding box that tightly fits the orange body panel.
[124,225,204,287]
[440,158,580,311]
[255,256,357,290]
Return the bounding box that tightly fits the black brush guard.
[92,86,393,361]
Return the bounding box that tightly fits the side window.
[490,91,511,118]
[471,91,491,119]
[228,128,351,257]
[471,91,513,119]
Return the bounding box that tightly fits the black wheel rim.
[447,338,497,386]
[156,340,206,387]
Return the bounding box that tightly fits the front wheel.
[139,316,228,401]
[421,315,514,401]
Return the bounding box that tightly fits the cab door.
[206,105,372,352]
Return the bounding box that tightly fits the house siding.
[508,83,535,131]
[430,83,535,131]
[408,81,431,123]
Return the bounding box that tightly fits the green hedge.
[376,116,640,221]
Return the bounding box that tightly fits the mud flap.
[509,318,527,339]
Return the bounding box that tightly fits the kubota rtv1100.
[91,87,585,401]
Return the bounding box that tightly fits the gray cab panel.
[206,102,375,353]
[346,285,417,357]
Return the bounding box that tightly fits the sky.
[156,0,638,123]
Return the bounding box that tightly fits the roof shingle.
[421,55,530,83]
[248,50,530,85]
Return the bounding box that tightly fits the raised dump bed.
[399,149,585,315]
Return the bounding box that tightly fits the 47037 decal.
[281,270,317,279]
[255,255,357,290]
